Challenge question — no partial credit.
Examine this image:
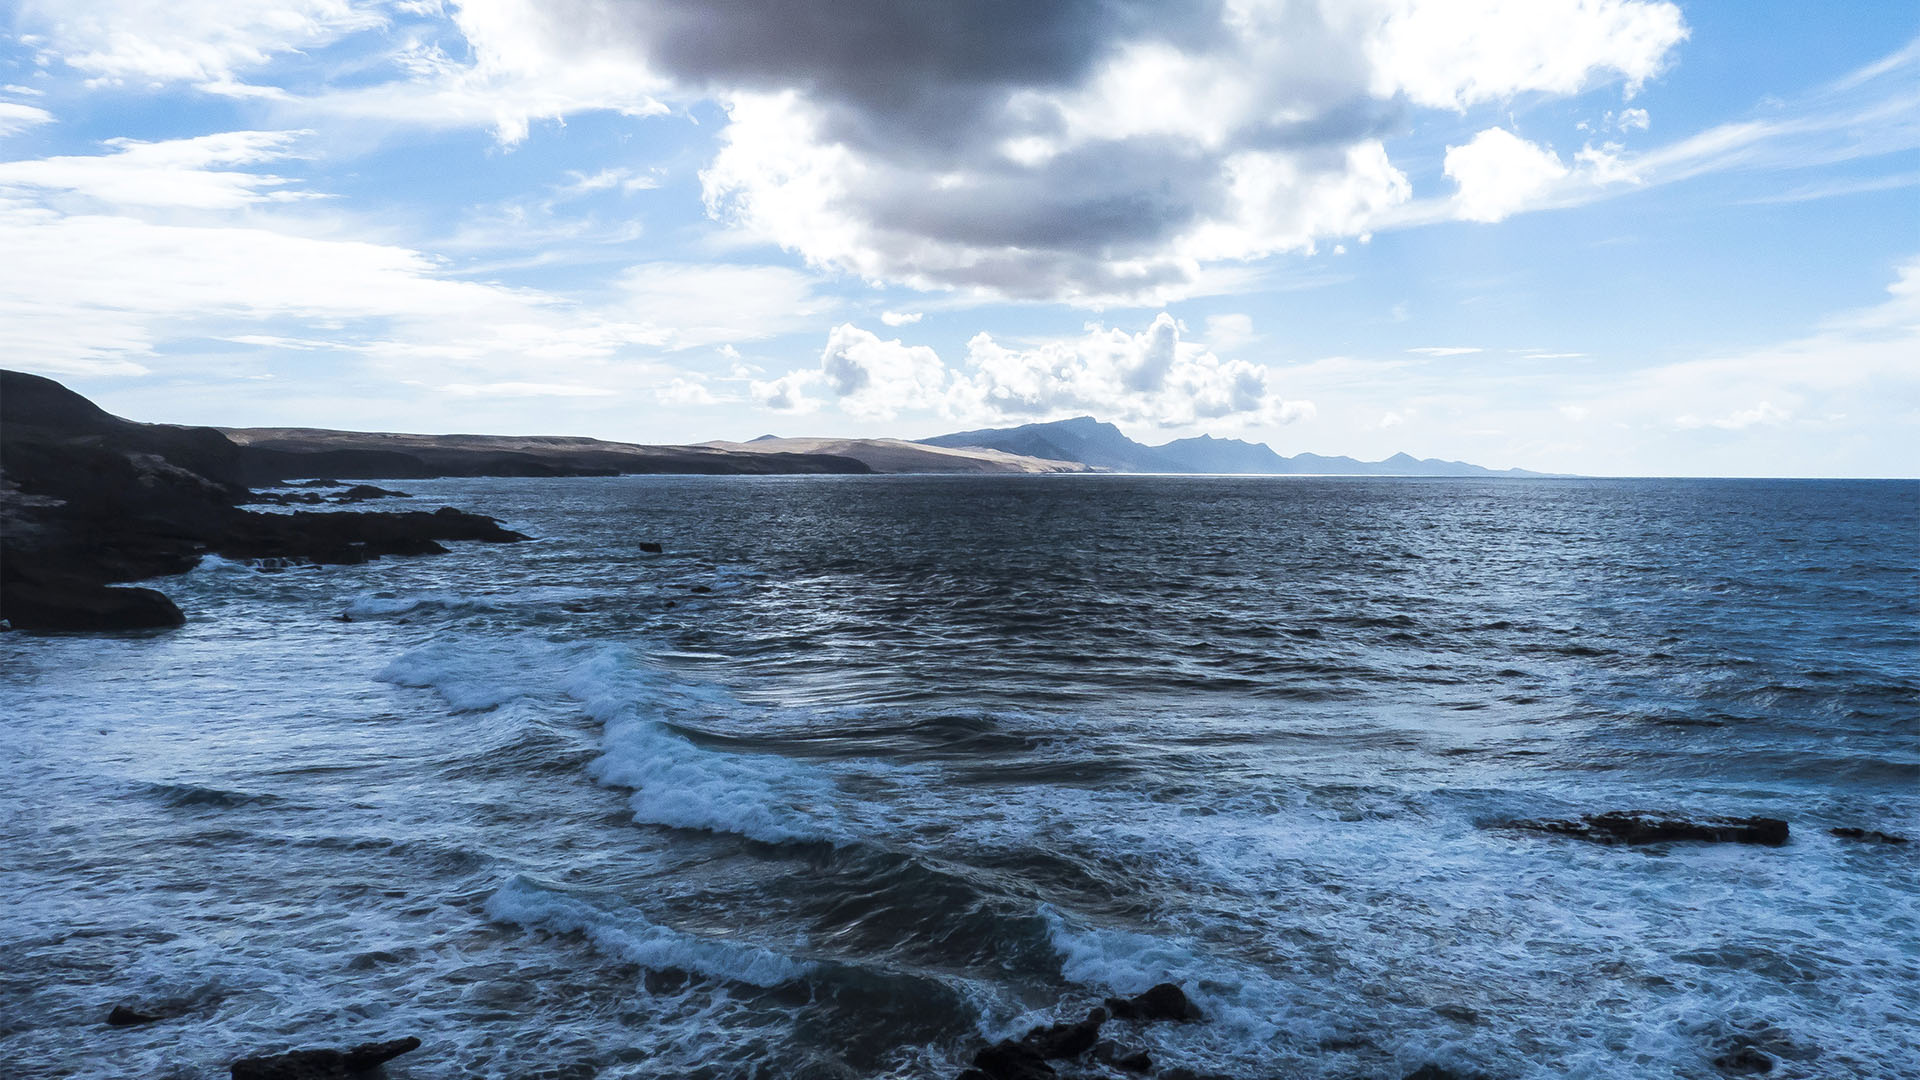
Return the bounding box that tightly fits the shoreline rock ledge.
[957,983,1202,1080]
[231,1036,422,1080]
[1500,811,1789,847]
[1,370,527,631]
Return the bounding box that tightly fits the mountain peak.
[1051,415,1114,432]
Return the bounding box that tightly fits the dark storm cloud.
[861,136,1222,253]
[517,0,1406,298]
[1238,97,1412,152]
[643,4,1215,104]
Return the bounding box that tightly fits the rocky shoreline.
[1,370,529,631]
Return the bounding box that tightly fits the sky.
[1,1,1915,476]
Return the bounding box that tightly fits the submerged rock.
[1022,1007,1108,1058]
[965,1005,1110,1079]
[105,1004,163,1026]
[1104,982,1204,1022]
[1403,1067,1489,1080]
[1712,1045,1776,1075]
[1502,811,1788,847]
[1830,826,1908,844]
[967,1039,1054,1080]
[1092,1040,1152,1073]
[230,1036,421,1080]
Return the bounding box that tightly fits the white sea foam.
[362,611,1920,1078]
[346,592,439,617]
[377,641,543,712]
[485,875,810,988]
[588,716,850,845]
[563,649,854,845]
[189,553,260,574]
[376,638,857,845]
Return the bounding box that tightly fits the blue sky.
[1,1,1914,475]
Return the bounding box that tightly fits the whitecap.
[484,875,810,989]
[564,650,853,846]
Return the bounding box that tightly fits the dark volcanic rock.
[1021,1007,1107,1058]
[969,1039,1054,1080]
[230,1036,421,1080]
[244,490,329,505]
[1712,1046,1776,1075]
[2,565,184,631]
[1830,826,1908,844]
[966,1006,1111,1080]
[214,508,526,566]
[330,484,409,503]
[1502,811,1789,847]
[1,370,529,631]
[1404,1067,1487,1080]
[106,1004,163,1026]
[1104,982,1204,1022]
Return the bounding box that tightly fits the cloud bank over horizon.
[0,1,1915,474]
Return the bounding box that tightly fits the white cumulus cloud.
[953,313,1309,427]
[749,313,1312,428]
[167,0,1679,305]
[1444,128,1571,223]
[813,323,949,419]
[1365,0,1687,109]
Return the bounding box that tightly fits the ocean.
[2,475,1915,1079]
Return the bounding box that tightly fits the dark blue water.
[3,477,1915,1079]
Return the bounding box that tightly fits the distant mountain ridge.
[923,416,1179,472]
[922,417,1550,477]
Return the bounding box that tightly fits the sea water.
[2,476,1915,1079]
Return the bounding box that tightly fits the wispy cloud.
[0,101,55,135]
[1742,169,1920,205]
[0,130,318,208]
[442,381,617,398]
[1384,37,1920,228]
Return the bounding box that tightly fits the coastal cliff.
[0,371,898,630]
[1,371,531,630]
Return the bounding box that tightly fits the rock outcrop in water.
[1104,983,1204,1022]
[330,484,410,503]
[229,1036,421,1080]
[1711,1045,1776,1075]
[1829,826,1907,844]
[958,985,1201,1080]
[104,1004,166,1026]
[1501,811,1790,847]
[0,370,527,631]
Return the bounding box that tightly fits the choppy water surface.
[3,476,1916,1079]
